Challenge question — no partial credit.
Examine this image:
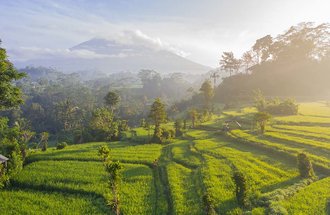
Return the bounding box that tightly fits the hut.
[0,154,9,168]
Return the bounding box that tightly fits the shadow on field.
[217,198,239,214]
[25,150,100,164]
[261,176,301,193]
[7,180,111,214]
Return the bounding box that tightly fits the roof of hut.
[0,154,9,163]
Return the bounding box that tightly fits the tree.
[105,161,122,215]
[200,80,214,111]
[232,171,248,208]
[241,51,255,74]
[90,108,118,141]
[39,132,49,151]
[149,98,167,143]
[138,70,162,99]
[252,35,273,63]
[55,99,80,131]
[189,109,198,128]
[98,145,111,162]
[297,153,314,178]
[0,41,26,110]
[254,112,271,134]
[104,91,120,112]
[220,52,241,76]
[174,120,183,137]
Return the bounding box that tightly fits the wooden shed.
[0,154,9,168]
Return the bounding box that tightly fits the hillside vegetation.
[1,102,329,214]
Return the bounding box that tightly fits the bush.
[297,153,314,178]
[254,91,298,115]
[267,202,288,215]
[174,120,183,137]
[162,128,175,140]
[202,193,216,215]
[251,207,265,215]
[56,142,68,150]
[226,208,243,215]
[265,99,298,115]
[232,171,249,208]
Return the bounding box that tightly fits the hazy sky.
[1,0,329,67]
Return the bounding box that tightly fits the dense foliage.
[216,23,330,102]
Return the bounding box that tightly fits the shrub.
[226,208,243,215]
[98,145,111,161]
[265,99,298,115]
[202,193,216,215]
[162,128,175,140]
[232,171,248,208]
[254,91,298,115]
[267,202,288,215]
[297,153,314,178]
[251,207,265,215]
[151,126,163,144]
[254,112,271,134]
[174,120,183,137]
[56,142,68,150]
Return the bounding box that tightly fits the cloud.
[91,29,190,57]
[9,29,190,61]
[8,47,125,61]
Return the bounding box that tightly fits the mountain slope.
[15,38,211,75]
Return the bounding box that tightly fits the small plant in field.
[232,170,249,208]
[105,160,122,215]
[254,112,271,134]
[97,145,122,215]
[98,145,111,161]
[267,202,288,215]
[56,142,67,150]
[297,153,314,178]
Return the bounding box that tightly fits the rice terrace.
[1,1,330,215]
[1,102,330,214]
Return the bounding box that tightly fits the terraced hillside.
[0,102,329,214]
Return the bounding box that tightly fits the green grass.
[171,139,202,168]
[28,141,162,164]
[120,164,156,214]
[1,102,330,214]
[0,160,110,215]
[230,129,330,170]
[1,141,164,214]
[201,154,239,212]
[166,162,203,214]
[281,177,330,215]
[0,189,109,215]
[194,137,298,192]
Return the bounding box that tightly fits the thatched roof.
[0,154,9,163]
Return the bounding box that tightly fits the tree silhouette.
[149,98,167,143]
[220,52,241,76]
[104,91,120,112]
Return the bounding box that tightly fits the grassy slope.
[1,102,330,214]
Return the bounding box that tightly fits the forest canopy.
[216,22,330,102]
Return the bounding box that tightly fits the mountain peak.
[14,35,211,75]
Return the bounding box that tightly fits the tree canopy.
[215,22,330,102]
[0,41,25,110]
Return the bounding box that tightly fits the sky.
[1,0,330,67]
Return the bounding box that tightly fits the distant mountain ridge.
[14,37,211,75]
